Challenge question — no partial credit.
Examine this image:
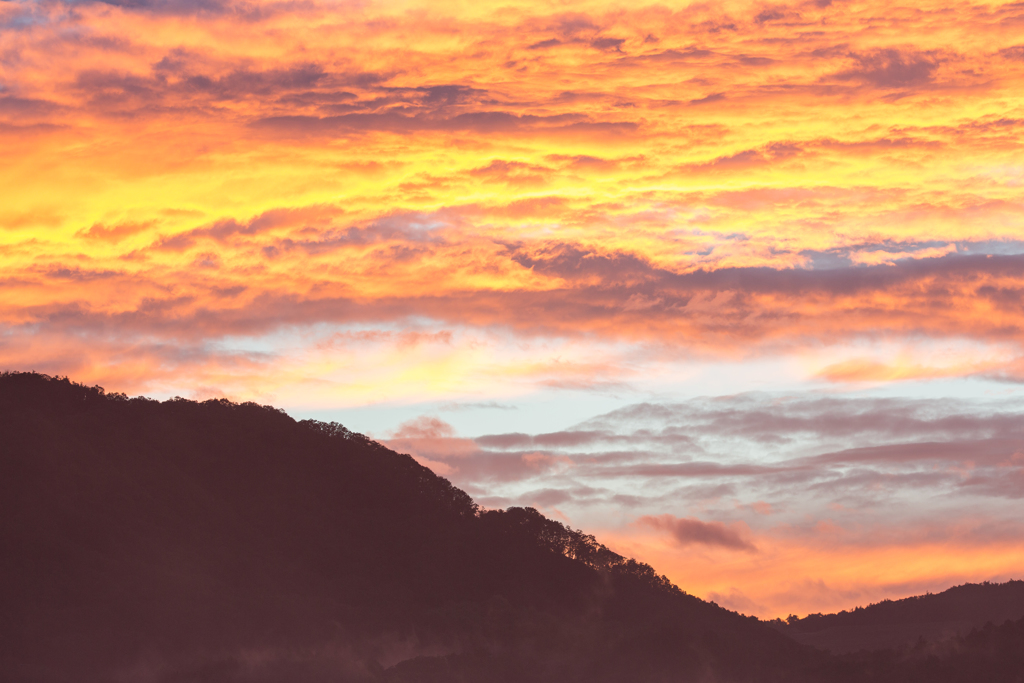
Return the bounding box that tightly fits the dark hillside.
[0,372,816,683]
[816,616,1024,683]
[774,580,1024,654]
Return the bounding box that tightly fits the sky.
[3,0,1024,619]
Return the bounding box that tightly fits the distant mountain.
[812,615,1024,683]
[0,372,816,683]
[773,580,1024,654]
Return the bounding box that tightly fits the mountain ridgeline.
[1,372,1023,683]
[0,372,811,682]
[774,580,1024,654]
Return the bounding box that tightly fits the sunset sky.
[4,0,1024,618]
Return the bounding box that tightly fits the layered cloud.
[383,393,1024,617]
[4,0,1024,616]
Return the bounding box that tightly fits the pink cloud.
[382,417,477,462]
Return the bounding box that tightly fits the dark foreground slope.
[767,582,1024,683]
[0,373,816,683]
[774,581,1024,654]
[810,616,1024,683]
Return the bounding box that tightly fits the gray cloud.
[371,394,1024,550]
[833,49,944,89]
[436,401,517,412]
[638,514,757,551]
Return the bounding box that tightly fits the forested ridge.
[0,372,812,682]
[2,372,1023,683]
[773,580,1024,654]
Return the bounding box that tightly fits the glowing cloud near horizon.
[3,0,1024,617]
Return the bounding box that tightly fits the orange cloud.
[5,0,1024,617]
[816,358,988,383]
[603,521,1024,619]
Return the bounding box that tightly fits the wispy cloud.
[370,393,1024,616]
[638,514,758,551]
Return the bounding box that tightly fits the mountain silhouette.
[0,372,816,682]
[3,372,1023,683]
[774,580,1024,654]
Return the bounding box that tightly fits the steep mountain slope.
[774,581,1024,654]
[0,372,816,683]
